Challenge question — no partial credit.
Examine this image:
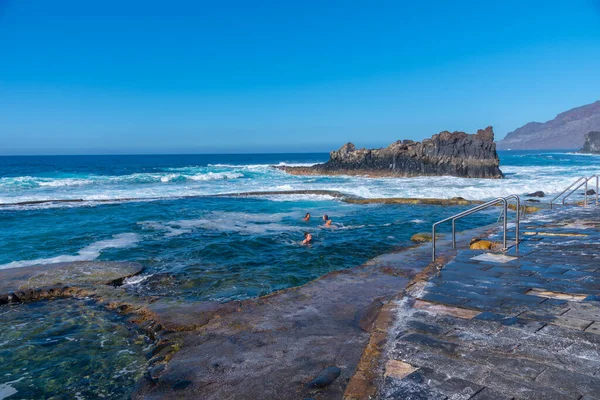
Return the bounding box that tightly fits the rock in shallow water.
[526,191,545,198]
[469,239,496,250]
[410,232,443,243]
[306,366,342,389]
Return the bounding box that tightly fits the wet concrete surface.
[380,205,600,400]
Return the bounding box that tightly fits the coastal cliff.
[280,126,503,179]
[497,100,600,150]
[578,131,600,154]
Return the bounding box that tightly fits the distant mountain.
[497,100,600,150]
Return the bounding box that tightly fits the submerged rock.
[279,127,503,179]
[0,261,143,302]
[171,380,192,391]
[526,191,545,198]
[306,366,342,389]
[578,131,600,154]
[411,232,440,243]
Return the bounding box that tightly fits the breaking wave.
[0,233,140,270]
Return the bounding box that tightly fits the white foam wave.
[0,233,140,270]
[142,211,303,237]
[2,155,599,207]
[255,194,338,202]
[0,171,243,190]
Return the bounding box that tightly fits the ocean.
[0,150,599,399]
[1,151,599,301]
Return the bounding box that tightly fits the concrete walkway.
[379,205,600,400]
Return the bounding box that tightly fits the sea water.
[1,151,599,300]
[0,299,146,399]
[0,150,598,398]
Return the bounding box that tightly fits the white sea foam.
[0,233,140,270]
[0,378,24,400]
[256,194,338,202]
[0,384,18,400]
[123,274,152,286]
[143,211,303,236]
[2,154,599,207]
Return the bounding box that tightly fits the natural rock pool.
[0,299,147,400]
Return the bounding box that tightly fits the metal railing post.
[596,175,599,205]
[452,219,456,249]
[432,225,437,261]
[504,194,520,251]
[502,200,508,250]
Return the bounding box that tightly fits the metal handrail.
[432,195,522,261]
[504,194,521,248]
[562,175,599,207]
[432,197,507,261]
[594,175,599,205]
[550,176,587,209]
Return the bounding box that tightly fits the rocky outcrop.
[279,127,503,179]
[497,100,600,150]
[578,131,600,154]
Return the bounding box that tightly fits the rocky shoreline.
[279,127,503,179]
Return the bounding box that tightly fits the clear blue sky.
[1,0,600,155]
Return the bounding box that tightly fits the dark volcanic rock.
[526,191,545,198]
[171,380,192,391]
[280,127,503,179]
[306,366,342,389]
[578,131,600,154]
[497,100,600,150]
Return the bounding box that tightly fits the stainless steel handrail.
[504,194,520,248]
[586,174,600,205]
[432,197,508,261]
[562,174,599,207]
[550,176,586,209]
[432,195,522,261]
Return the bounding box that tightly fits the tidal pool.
[0,299,147,400]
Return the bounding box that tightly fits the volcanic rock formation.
[280,126,503,179]
[578,131,600,154]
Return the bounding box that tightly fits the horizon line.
[0,148,579,157]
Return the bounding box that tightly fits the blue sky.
[1,0,600,155]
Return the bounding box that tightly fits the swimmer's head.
[304,232,310,237]
[305,213,310,218]
[323,214,329,221]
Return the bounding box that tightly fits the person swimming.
[301,232,313,244]
[303,213,311,221]
[322,214,332,227]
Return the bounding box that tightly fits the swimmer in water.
[303,213,311,221]
[323,214,332,227]
[301,232,313,244]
